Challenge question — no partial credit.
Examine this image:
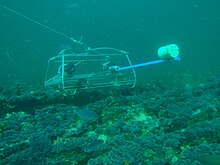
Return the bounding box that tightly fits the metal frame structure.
[44,47,137,93]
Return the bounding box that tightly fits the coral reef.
[0,76,220,164]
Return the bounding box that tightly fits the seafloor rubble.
[0,76,220,165]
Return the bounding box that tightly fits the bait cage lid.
[44,47,136,92]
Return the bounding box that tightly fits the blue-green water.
[0,0,220,85]
[0,1,220,164]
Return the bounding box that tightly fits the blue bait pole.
[117,56,181,71]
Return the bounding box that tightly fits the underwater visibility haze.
[0,0,220,164]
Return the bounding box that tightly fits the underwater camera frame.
[44,44,180,93]
[44,47,137,93]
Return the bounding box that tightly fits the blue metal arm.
[117,56,181,71]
